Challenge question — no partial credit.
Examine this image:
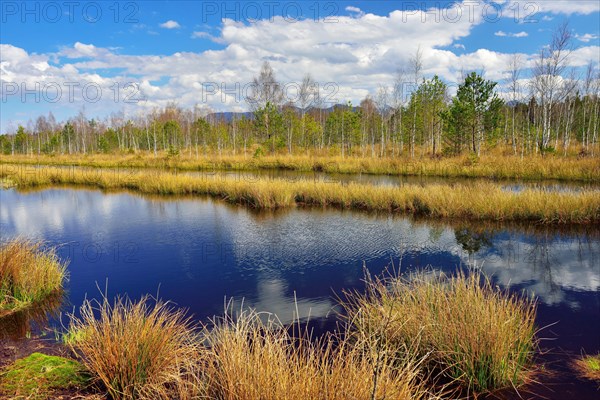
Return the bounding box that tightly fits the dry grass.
[2,164,598,224]
[202,308,430,400]
[66,295,206,400]
[66,298,431,400]
[63,269,541,399]
[343,270,538,395]
[0,238,67,314]
[2,151,598,182]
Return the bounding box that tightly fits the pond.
[1,187,599,398]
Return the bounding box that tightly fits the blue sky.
[1,1,599,132]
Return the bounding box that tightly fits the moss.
[0,352,90,399]
[574,354,600,382]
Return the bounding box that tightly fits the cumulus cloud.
[159,20,181,29]
[1,0,599,131]
[575,33,599,43]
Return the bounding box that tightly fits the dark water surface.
[1,187,599,398]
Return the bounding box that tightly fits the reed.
[0,239,66,314]
[2,164,598,224]
[343,270,538,394]
[66,295,205,400]
[2,151,598,182]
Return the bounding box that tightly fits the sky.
[1,0,599,133]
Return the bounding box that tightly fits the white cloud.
[537,1,600,15]
[495,31,528,38]
[159,20,181,29]
[575,33,599,43]
[345,6,364,17]
[1,0,599,131]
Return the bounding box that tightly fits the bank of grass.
[2,151,599,182]
[66,296,430,400]
[0,239,67,315]
[2,164,599,224]
[0,352,90,399]
[343,270,538,394]
[63,269,538,399]
[573,354,600,382]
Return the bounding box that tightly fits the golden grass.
[64,268,542,399]
[0,238,67,314]
[67,295,205,400]
[1,164,598,224]
[2,151,599,182]
[343,270,538,395]
[202,309,429,400]
[67,297,431,400]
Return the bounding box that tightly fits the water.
[1,187,599,398]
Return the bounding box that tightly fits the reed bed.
[343,270,538,394]
[2,164,599,224]
[0,238,67,314]
[2,151,598,182]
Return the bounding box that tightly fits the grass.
[573,354,600,382]
[62,269,540,399]
[343,270,538,395]
[66,295,204,400]
[2,164,599,224]
[202,309,428,400]
[0,352,90,399]
[0,239,67,315]
[1,151,599,182]
[66,296,431,400]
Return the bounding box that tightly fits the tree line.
[2,24,598,158]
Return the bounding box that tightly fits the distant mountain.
[205,111,254,122]
[206,104,360,122]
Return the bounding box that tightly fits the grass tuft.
[202,308,430,400]
[343,269,538,395]
[66,295,205,400]
[0,238,67,314]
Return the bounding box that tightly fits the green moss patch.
[574,354,600,382]
[0,352,90,399]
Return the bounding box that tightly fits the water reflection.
[0,187,598,349]
[0,292,64,340]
